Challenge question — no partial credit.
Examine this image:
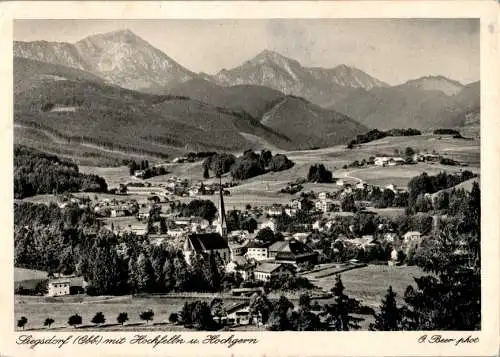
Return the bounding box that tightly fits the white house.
[267,205,284,217]
[316,199,335,213]
[318,192,329,201]
[374,157,391,166]
[336,179,345,186]
[403,231,421,244]
[47,280,70,297]
[285,208,298,217]
[245,241,272,261]
[385,184,398,193]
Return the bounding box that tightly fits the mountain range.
[13,29,480,163]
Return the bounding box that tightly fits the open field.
[15,264,424,331]
[313,265,425,308]
[14,295,245,331]
[14,268,48,282]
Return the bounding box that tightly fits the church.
[183,180,230,265]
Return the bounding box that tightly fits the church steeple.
[216,176,227,239]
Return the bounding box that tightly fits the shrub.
[168,313,179,324]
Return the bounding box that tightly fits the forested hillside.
[14,145,108,199]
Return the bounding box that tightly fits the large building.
[184,181,230,265]
[268,239,318,266]
[183,233,230,265]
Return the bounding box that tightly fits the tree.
[139,309,154,324]
[159,217,168,234]
[249,292,273,324]
[135,252,155,293]
[255,227,275,243]
[307,164,333,183]
[117,312,128,326]
[404,147,415,158]
[91,312,106,326]
[44,317,55,328]
[17,316,28,330]
[268,296,294,331]
[210,298,226,324]
[169,313,179,324]
[369,286,402,331]
[322,275,363,330]
[68,313,82,328]
[341,194,356,212]
[402,221,480,330]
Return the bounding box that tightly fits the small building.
[47,276,85,297]
[254,262,296,281]
[245,241,273,261]
[318,192,329,201]
[267,205,284,217]
[385,184,398,193]
[403,231,421,243]
[225,256,255,280]
[356,182,368,190]
[229,242,247,260]
[47,280,70,297]
[336,179,345,187]
[374,157,391,166]
[284,208,298,217]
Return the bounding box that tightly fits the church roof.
[186,233,229,251]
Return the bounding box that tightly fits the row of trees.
[17,310,155,330]
[347,128,421,148]
[14,145,108,199]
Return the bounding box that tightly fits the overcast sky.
[14,19,479,85]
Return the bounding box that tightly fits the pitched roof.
[269,239,314,255]
[254,262,287,274]
[187,233,229,251]
[246,240,274,249]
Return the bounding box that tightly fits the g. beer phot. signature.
[418,335,479,346]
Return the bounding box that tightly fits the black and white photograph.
[10,15,485,336]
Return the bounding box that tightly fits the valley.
[13,23,482,334]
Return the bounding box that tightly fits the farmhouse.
[269,239,318,265]
[47,276,85,297]
[374,157,391,166]
[254,262,296,281]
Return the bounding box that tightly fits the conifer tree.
[402,184,481,330]
[135,252,155,293]
[322,275,363,330]
[369,286,402,331]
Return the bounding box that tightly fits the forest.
[14,145,108,199]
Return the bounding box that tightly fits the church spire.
[216,176,227,239]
